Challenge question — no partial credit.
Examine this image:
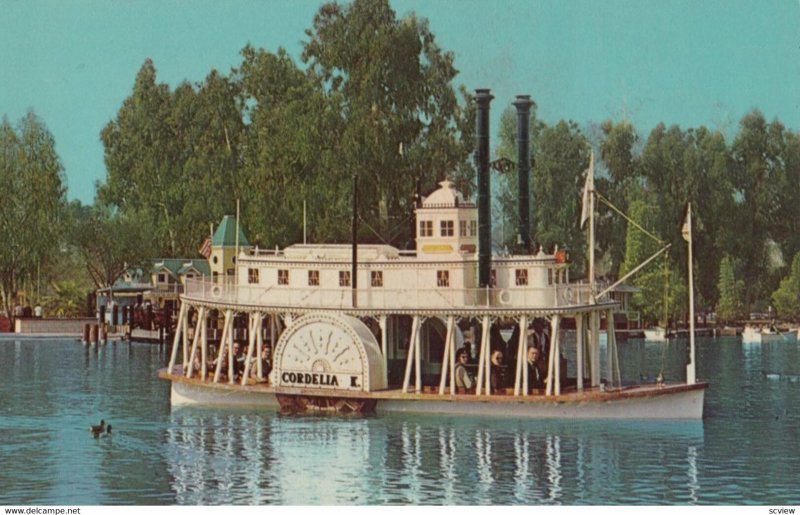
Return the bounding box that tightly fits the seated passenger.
[527,345,547,392]
[490,349,507,393]
[454,347,475,393]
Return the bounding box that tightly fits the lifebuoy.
[211,285,222,299]
[498,290,512,305]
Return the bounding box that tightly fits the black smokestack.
[514,95,533,253]
[474,89,494,288]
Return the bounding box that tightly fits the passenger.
[490,349,507,393]
[261,343,272,378]
[527,346,548,392]
[232,342,245,380]
[533,318,550,362]
[454,348,475,393]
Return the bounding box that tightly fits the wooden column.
[213,310,233,384]
[476,316,491,396]
[402,315,420,393]
[438,316,455,395]
[514,315,528,396]
[576,314,584,392]
[185,307,206,379]
[167,302,187,374]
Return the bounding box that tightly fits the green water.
[0,336,798,504]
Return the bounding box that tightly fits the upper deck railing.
[182,278,608,312]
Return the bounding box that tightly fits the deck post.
[242,312,260,386]
[256,313,264,380]
[415,317,422,393]
[167,302,187,374]
[213,310,233,384]
[576,314,584,392]
[439,316,455,395]
[185,307,205,379]
[379,315,388,372]
[201,311,208,379]
[475,316,490,395]
[227,311,235,385]
[182,307,190,367]
[402,315,420,393]
[553,315,561,395]
[514,315,528,396]
[590,311,600,387]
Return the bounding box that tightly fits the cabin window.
[248,268,259,284]
[186,273,194,280]
[548,268,553,285]
[460,220,468,237]
[515,269,528,286]
[339,271,351,287]
[371,270,383,287]
[440,220,454,237]
[470,220,477,237]
[212,256,218,264]
[490,269,497,287]
[308,270,320,286]
[278,269,289,285]
[437,270,450,287]
[419,220,433,237]
[158,273,167,284]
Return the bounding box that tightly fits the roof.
[212,215,250,247]
[420,180,470,208]
[153,259,211,277]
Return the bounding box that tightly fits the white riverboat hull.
[168,376,706,420]
[643,327,668,341]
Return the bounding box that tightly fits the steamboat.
[159,90,707,419]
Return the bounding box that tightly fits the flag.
[682,203,692,242]
[580,151,595,228]
[198,237,212,258]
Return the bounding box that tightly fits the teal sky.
[2,0,798,203]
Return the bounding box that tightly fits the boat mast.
[684,203,696,384]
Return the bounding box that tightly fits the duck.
[90,420,106,437]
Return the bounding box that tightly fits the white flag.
[580,151,595,228]
[682,203,692,242]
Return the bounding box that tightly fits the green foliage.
[67,201,149,289]
[716,255,744,323]
[0,112,67,314]
[771,252,800,321]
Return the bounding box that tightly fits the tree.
[301,0,472,244]
[771,251,800,321]
[716,255,744,323]
[532,120,589,270]
[0,112,66,314]
[67,201,148,289]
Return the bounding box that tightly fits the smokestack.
[514,95,534,253]
[474,89,494,288]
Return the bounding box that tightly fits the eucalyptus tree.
[532,120,589,270]
[0,113,67,314]
[771,251,800,321]
[717,254,744,323]
[301,0,472,244]
[730,111,787,309]
[100,60,245,257]
[596,120,640,279]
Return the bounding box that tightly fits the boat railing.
[182,279,607,310]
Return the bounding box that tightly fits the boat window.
[248,268,259,285]
[158,273,166,283]
[440,220,454,237]
[470,220,477,237]
[419,220,433,237]
[548,268,553,285]
[371,271,383,287]
[515,269,528,286]
[308,270,320,286]
[278,269,289,285]
[460,220,467,237]
[437,270,450,287]
[490,269,497,287]
[339,270,351,287]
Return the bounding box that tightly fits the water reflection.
[163,410,705,505]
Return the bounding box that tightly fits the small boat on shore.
[742,325,797,344]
